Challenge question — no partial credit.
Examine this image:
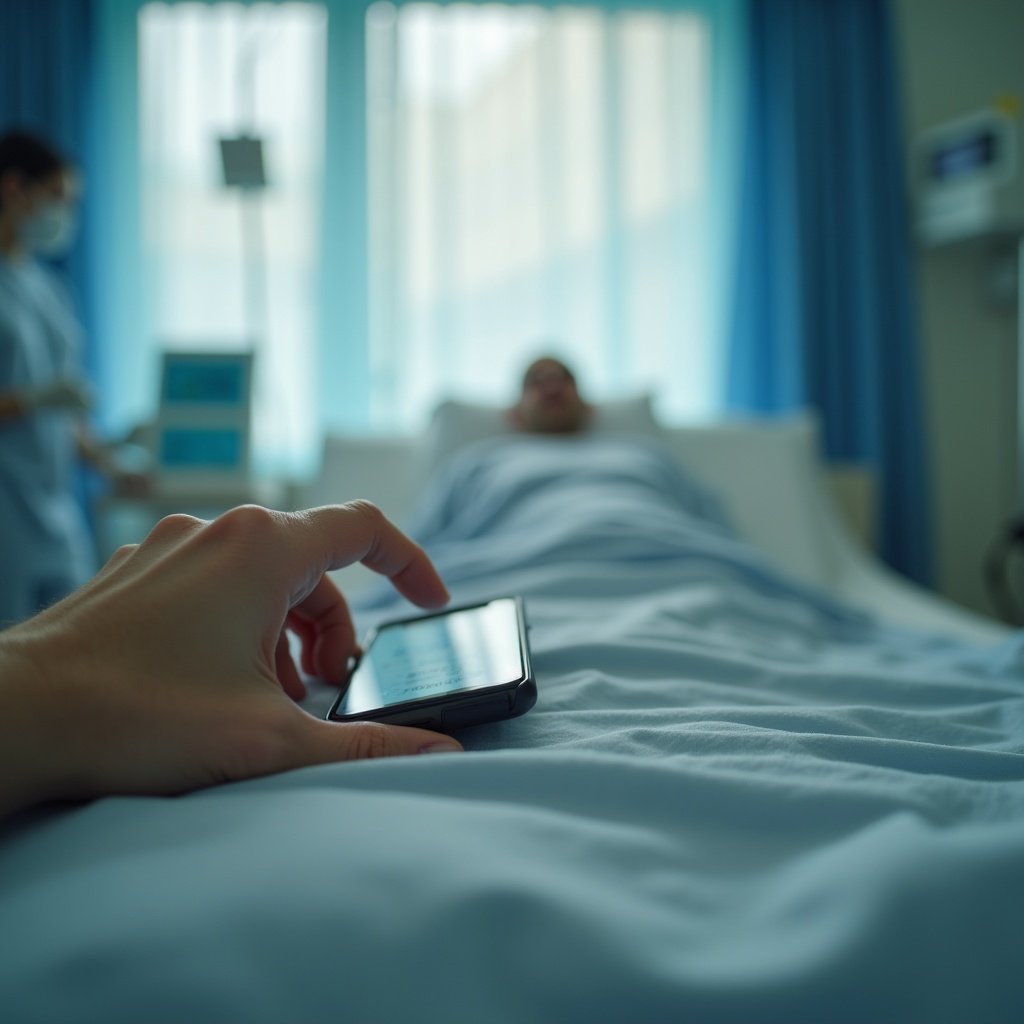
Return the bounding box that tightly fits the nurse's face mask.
[17,172,79,258]
[20,200,78,258]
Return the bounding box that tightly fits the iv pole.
[218,16,290,476]
[236,33,267,366]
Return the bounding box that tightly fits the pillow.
[421,395,661,477]
[658,414,833,588]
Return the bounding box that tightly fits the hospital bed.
[2,398,1021,1022]
[306,397,1007,645]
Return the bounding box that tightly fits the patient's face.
[515,358,590,434]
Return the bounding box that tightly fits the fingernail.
[418,742,463,755]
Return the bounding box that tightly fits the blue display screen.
[164,361,246,405]
[930,131,998,182]
[160,428,242,468]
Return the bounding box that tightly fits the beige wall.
[895,0,1024,616]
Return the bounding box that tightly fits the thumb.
[300,718,464,764]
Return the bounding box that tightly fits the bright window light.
[367,2,717,430]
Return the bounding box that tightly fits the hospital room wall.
[895,0,1024,616]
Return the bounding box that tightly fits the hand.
[111,468,152,498]
[0,503,462,817]
[23,377,93,413]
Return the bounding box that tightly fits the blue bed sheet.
[2,435,1023,1022]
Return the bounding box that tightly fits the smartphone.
[326,596,536,732]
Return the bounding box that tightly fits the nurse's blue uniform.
[0,257,95,624]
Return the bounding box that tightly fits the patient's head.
[510,356,591,435]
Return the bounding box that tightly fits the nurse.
[0,130,105,624]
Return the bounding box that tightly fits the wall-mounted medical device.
[916,108,1023,246]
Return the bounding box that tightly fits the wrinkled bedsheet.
[2,435,1023,1022]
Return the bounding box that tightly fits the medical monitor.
[916,109,1023,245]
[154,351,253,488]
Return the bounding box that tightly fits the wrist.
[0,630,86,817]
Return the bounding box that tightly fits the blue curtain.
[1,0,99,382]
[726,0,930,583]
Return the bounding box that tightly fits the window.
[366,2,722,430]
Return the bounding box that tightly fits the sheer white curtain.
[138,2,327,471]
[366,2,719,431]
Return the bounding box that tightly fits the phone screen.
[337,597,525,716]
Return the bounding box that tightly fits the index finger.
[283,502,450,609]
[288,574,358,683]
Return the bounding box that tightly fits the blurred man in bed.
[508,356,592,435]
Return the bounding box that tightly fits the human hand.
[23,376,93,413]
[111,468,152,498]
[0,503,462,816]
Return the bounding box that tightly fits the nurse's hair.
[0,130,69,208]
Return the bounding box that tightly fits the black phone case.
[326,596,536,732]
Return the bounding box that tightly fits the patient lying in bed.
[363,429,894,642]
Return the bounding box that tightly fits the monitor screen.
[163,359,247,406]
[929,130,999,183]
[160,428,243,469]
